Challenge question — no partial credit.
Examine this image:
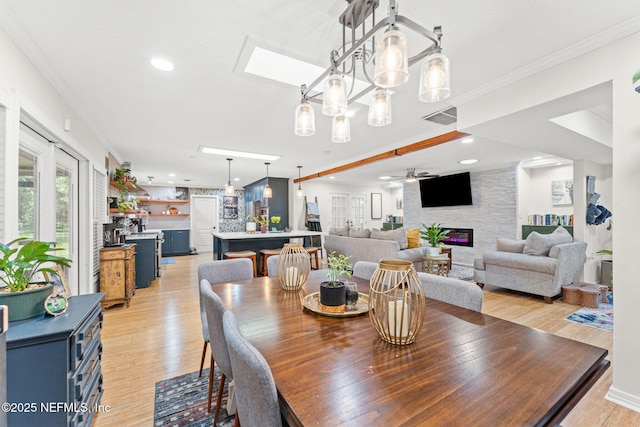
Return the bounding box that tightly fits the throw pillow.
[496,237,525,253]
[328,226,349,236]
[406,228,421,248]
[523,227,573,256]
[370,227,408,249]
[349,228,371,238]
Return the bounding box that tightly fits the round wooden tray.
[302,292,370,317]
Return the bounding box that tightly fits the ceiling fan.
[388,168,439,182]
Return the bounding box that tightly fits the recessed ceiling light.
[168,181,174,184]
[461,137,474,144]
[533,156,543,160]
[329,176,335,180]
[168,173,176,177]
[458,159,478,165]
[378,176,392,180]
[199,146,280,161]
[151,58,174,71]
[233,178,240,182]
[556,162,563,165]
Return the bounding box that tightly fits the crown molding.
[450,15,640,107]
[0,1,111,149]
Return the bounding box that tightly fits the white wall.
[458,28,640,413]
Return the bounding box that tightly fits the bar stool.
[304,247,320,270]
[224,251,258,277]
[259,248,282,276]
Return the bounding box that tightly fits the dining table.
[209,270,609,426]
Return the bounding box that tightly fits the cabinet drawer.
[70,368,103,427]
[70,308,102,371]
[100,249,125,260]
[70,335,102,403]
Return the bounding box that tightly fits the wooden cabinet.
[6,293,105,427]
[100,244,136,308]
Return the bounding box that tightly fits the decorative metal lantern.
[276,244,311,291]
[368,260,427,345]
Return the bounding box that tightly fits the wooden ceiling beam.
[294,130,469,183]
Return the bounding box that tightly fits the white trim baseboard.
[606,386,640,414]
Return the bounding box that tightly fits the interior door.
[191,195,218,253]
[55,149,79,295]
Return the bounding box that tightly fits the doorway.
[191,195,218,254]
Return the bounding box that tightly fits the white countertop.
[212,230,323,240]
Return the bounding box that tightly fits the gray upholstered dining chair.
[353,260,379,280]
[417,271,483,312]
[197,259,253,412]
[223,310,283,427]
[266,255,279,277]
[200,280,236,425]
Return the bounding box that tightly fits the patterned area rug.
[566,299,613,332]
[154,367,235,427]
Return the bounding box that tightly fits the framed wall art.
[551,179,573,206]
[223,196,239,219]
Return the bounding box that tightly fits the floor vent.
[422,107,457,125]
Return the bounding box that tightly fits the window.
[18,150,38,240]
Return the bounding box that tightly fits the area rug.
[566,301,613,332]
[154,367,235,427]
[161,257,176,265]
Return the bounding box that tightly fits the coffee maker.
[103,223,124,246]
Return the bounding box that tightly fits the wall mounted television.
[419,172,473,208]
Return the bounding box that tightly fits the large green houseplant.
[0,238,72,321]
[420,223,450,255]
[113,168,139,212]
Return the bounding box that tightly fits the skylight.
[199,146,280,161]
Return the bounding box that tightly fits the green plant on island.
[254,216,269,227]
[420,223,450,247]
[0,238,72,292]
[270,215,281,224]
[326,252,352,285]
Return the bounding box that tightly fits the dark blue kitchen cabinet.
[126,237,156,288]
[162,229,190,255]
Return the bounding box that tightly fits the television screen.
[419,172,473,207]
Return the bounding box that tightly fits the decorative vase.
[368,260,426,345]
[0,284,54,322]
[276,244,310,291]
[320,282,346,312]
[260,225,267,233]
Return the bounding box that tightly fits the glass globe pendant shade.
[294,102,315,136]
[419,51,451,102]
[263,183,273,198]
[224,182,235,196]
[368,88,392,126]
[373,28,409,88]
[331,115,351,143]
[322,73,348,116]
[296,185,304,199]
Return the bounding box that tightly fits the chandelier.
[294,0,451,141]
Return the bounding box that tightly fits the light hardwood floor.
[93,253,639,426]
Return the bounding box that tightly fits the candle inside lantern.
[286,266,299,287]
[388,299,409,338]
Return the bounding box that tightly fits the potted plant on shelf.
[255,216,269,233]
[420,223,450,256]
[0,238,72,321]
[320,252,352,310]
[113,168,139,212]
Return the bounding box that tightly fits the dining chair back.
[223,310,283,427]
[200,280,236,424]
[353,260,379,280]
[197,259,254,376]
[266,255,279,277]
[417,271,483,312]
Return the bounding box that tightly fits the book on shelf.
[527,214,574,226]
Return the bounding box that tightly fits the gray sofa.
[473,227,587,303]
[324,227,428,270]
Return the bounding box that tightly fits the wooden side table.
[440,247,452,270]
[422,255,450,276]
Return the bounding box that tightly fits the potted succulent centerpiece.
[320,252,352,311]
[0,238,72,321]
[420,223,450,256]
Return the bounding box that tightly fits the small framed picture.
[45,265,71,298]
[44,294,68,316]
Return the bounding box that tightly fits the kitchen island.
[212,230,323,270]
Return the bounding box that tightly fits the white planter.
[246,222,256,232]
[427,246,440,256]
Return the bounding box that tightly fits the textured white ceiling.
[1,0,634,187]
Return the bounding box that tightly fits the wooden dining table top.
[209,270,609,427]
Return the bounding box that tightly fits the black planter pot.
[320,281,346,308]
